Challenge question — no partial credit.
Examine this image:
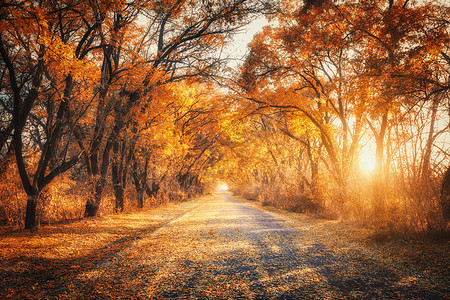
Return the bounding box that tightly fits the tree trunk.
[24,195,38,229]
[421,98,439,182]
[135,181,144,209]
[84,201,99,218]
[373,113,388,221]
[84,179,105,217]
[84,180,104,217]
[112,135,135,212]
[83,125,115,217]
[146,181,160,198]
[132,160,145,209]
[112,149,124,213]
[112,166,125,213]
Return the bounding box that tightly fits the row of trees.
[0,0,270,229]
[1,0,449,231]
[222,0,450,229]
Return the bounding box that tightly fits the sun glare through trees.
[358,148,377,175]
[216,182,230,191]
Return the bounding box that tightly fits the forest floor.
[0,192,448,299]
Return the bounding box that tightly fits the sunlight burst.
[217,183,229,191]
[359,151,376,174]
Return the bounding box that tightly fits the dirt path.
[55,192,448,299]
[1,192,448,299]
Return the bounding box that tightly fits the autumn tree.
[343,0,449,218]
[232,0,449,226]
[239,1,365,208]
[0,1,102,228]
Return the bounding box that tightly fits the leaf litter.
[0,193,448,299]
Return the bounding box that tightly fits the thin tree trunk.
[132,168,144,209]
[112,137,124,212]
[373,113,388,221]
[84,138,113,217]
[24,195,38,229]
[84,195,100,217]
[112,159,125,212]
[421,98,438,182]
[441,165,450,220]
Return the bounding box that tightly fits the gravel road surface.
[52,192,446,299]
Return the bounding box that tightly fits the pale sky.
[225,16,269,67]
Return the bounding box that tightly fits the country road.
[1,192,448,299]
[54,192,446,299]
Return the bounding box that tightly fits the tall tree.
[0,0,100,228]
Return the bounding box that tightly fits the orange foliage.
[228,0,450,230]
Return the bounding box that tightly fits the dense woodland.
[0,0,449,231]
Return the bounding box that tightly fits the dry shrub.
[238,181,264,201]
[237,180,321,214]
[395,177,446,231]
[123,184,159,212]
[0,158,207,230]
[236,166,447,233]
[123,186,140,212]
[0,163,94,228]
[39,174,89,224]
[285,194,321,213]
[100,184,119,215]
[330,173,448,232]
[156,178,187,204]
[0,163,27,229]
